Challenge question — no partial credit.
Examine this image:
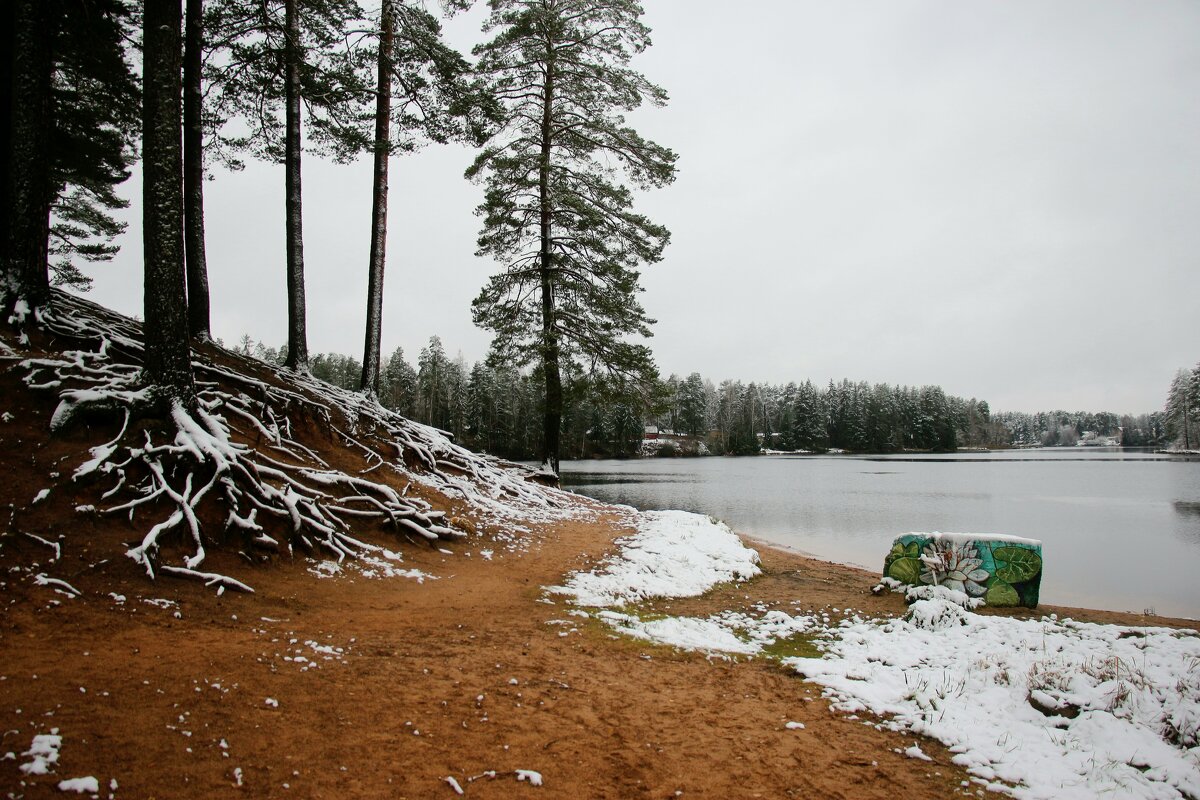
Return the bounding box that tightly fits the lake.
[560,449,1200,619]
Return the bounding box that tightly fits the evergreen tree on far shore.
[1165,366,1199,450]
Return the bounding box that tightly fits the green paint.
[886,556,923,585]
[993,546,1042,584]
[985,579,1019,606]
[883,534,1042,609]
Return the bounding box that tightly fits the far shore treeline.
[228,334,1176,461]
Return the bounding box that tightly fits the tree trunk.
[3,0,53,313]
[282,0,308,371]
[0,0,14,278]
[183,0,211,341]
[538,44,561,475]
[142,0,196,407]
[359,2,393,397]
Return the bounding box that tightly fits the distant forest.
[232,334,1168,460]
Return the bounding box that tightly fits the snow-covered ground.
[794,599,1200,800]
[548,509,761,606]
[552,510,1200,800]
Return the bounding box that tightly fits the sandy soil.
[3,492,1191,800]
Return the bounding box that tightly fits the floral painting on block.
[883,532,1043,608]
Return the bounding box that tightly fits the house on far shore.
[644,425,659,440]
[1078,429,1122,447]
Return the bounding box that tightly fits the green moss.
[758,632,823,660]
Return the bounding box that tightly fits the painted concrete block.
[884,532,1043,608]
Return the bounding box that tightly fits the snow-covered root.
[157,566,254,594]
[5,290,583,591]
[23,532,62,561]
[33,573,81,597]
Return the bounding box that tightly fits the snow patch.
[903,583,984,610]
[516,769,543,786]
[20,730,61,775]
[904,597,970,630]
[788,610,1200,800]
[549,510,760,606]
[600,610,758,655]
[57,776,99,793]
[597,608,814,657]
[903,744,932,761]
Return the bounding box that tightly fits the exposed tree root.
[3,291,575,592]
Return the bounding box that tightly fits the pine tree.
[1189,364,1200,450]
[2,0,53,313]
[207,0,370,371]
[142,0,197,407]
[1,0,140,308]
[360,0,397,396]
[51,1,139,291]
[791,380,826,452]
[417,335,449,427]
[0,4,11,291]
[468,0,677,473]
[677,372,708,438]
[183,0,211,339]
[466,361,496,451]
[381,345,418,415]
[1166,368,1195,450]
[358,1,492,396]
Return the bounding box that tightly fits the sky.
[85,0,1200,414]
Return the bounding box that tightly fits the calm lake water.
[560,449,1200,619]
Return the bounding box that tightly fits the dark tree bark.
[538,46,561,474]
[0,0,14,275]
[4,0,53,312]
[183,0,211,340]
[282,0,308,371]
[143,0,196,406]
[359,1,393,397]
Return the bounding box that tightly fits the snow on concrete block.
[882,532,1042,608]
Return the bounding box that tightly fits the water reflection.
[563,473,697,487]
[1174,500,1200,518]
[560,451,1200,619]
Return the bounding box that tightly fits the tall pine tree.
[143,0,197,407]
[358,0,491,396]
[468,0,676,474]
[183,0,211,339]
[206,0,370,371]
[2,0,53,313]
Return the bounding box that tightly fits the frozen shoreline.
[552,508,1200,800]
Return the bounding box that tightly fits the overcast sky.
[86,0,1200,414]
